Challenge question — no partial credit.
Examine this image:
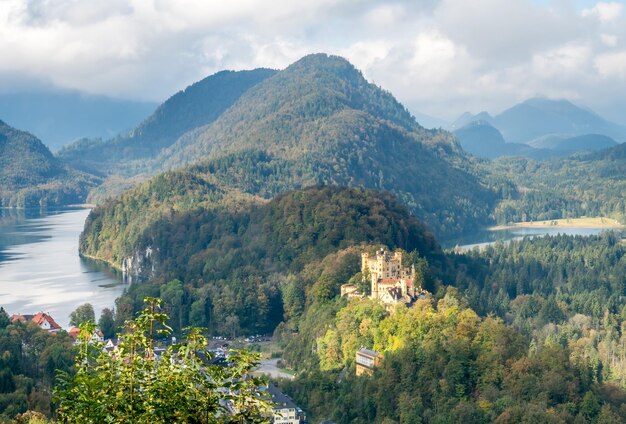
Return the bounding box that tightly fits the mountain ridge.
[0,120,99,207]
[58,68,277,175]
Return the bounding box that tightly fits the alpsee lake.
[0,208,617,328]
[445,226,611,251]
[0,208,125,328]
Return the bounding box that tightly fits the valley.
[1,50,626,423]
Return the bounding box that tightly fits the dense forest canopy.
[83,185,443,336]
[484,144,626,224]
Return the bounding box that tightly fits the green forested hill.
[0,120,99,207]
[143,54,496,239]
[74,53,496,242]
[58,68,276,175]
[159,53,423,165]
[486,143,626,223]
[81,185,443,335]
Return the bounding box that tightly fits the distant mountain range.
[0,91,156,151]
[0,120,99,207]
[451,98,625,159]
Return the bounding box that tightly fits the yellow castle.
[341,249,419,307]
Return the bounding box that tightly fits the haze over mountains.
[451,98,625,159]
[58,69,277,175]
[0,90,156,151]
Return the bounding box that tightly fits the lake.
[445,226,612,251]
[0,208,125,328]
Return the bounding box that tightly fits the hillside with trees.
[81,186,443,336]
[485,143,626,224]
[271,232,626,423]
[58,68,277,176]
[0,120,99,208]
[125,54,495,239]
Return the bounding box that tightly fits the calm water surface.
[446,226,610,251]
[0,208,125,328]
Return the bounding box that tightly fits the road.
[251,358,295,380]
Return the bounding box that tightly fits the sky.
[1,0,625,124]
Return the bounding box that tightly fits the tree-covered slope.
[148,54,495,239]
[485,143,626,223]
[58,68,276,175]
[81,185,442,334]
[0,120,99,207]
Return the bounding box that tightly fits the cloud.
[0,0,625,124]
[582,1,623,23]
[595,50,626,78]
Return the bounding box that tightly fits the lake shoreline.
[489,217,624,231]
[80,252,123,272]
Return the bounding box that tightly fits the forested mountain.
[159,53,431,167]
[58,68,276,175]
[0,91,156,151]
[133,53,495,238]
[81,185,442,336]
[0,120,99,207]
[485,144,626,224]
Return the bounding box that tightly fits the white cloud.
[595,50,626,78]
[600,33,619,46]
[582,2,623,23]
[0,0,625,123]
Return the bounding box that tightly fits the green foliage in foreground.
[54,298,271,424]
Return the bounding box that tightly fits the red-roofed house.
[67,327,105,344]
[10,312,62,333]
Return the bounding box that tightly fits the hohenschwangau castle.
[341,249,424,308]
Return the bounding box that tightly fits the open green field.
[491,217,624,231]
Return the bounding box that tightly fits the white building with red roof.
[10,312,62,333]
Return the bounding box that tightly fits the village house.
[266,384,307,424]
[341,249,424,309]
[355,347,382,376]
[67,327,105,344]
[10,312,62,333]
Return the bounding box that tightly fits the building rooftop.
[357,347,380,357]
[266,383,299,410]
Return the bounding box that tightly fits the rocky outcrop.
[121,246,156,282]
